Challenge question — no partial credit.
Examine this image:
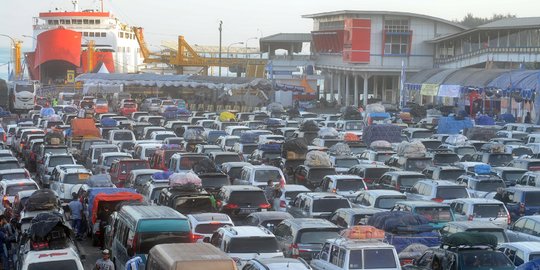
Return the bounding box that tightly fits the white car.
[449,198,510,228]
[277,184,311,212]
[19,247,84,270]
[50,167,92,202]
[187,213,234,242]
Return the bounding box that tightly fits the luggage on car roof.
[367,211,433,234]
[25,189,59,212]
[442,232,498,248]
[362,124,402,146]
[304,150,331,167]
[169,172,203,191]
[299,120,319,132]
[396,141,427,158]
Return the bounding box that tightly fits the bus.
[8,80,39,112]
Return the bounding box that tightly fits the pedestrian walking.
[264,179,274,204]
[94,249,115,270]
[68,193,83,239]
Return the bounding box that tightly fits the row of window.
[82,32,106,38]
[119,32,135,40]
[384,34,410,55]
[47,19,101,25]
[384,19,410,32]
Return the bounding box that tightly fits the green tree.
[455,13,516,28]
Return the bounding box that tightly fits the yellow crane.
[133,27,266,77]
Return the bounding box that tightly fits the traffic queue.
[0,95,539,270]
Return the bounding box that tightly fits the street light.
[0,34,23,80]
[22,35,39,81]
[245,37,258,59]
[227,42,243,77]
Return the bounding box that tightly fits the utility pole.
[218,20,223,77]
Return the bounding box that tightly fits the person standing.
[94,249,115,270]
[264,179,274,205]
[524,112,532,124]
[68,193,83,240]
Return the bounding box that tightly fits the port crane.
[133,27,266,77]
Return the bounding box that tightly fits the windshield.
[335,158,360,167]
[225,138,240,147]
[513,148,533,156]
[308,168,337,181]
[530,253,540,261]
[156,134,175,140]
[214,155,241,165]
[436,187,469,200]
[412,131,433,139]
[138,231,190,254]
[474,180,505,192]
[350,146,367,154]
[336,179,365,191]
[254,170,282,182]
[376,196,406,209]
[473,204,507,218]
[49,156,74,167]
[105,156,129,166]
[229,237,279,253]
[15,84,35,93]
[375,153,394,162]
[416,207,453,222]
[200,175,229,189]
[344,121,364,131]
[45,147,68,155]
[433,154,459,165]
[502,171,526,182]
[422,141,442,150]
[459,250,513,269]
[144,149,157,158]
[7,184,37,196]
[242,145,257,155]
[298,229,340,244]
[94,147,118,158]
[455,146,477,156]
[312,199,350,212]
[114,132,133,141]
[439,169,465,180]
[28,260,78,270]
[1,173,27,180]
[399,176,425,187]
[227,167,243,180]
[405,159,433,171]
[488,154,513,166]
[179,156,209,170]
[64,173,91,184]
[365,168,391,179]
[174,197,214,214]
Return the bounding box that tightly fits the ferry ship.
[25,0,143,84]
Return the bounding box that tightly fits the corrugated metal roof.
[478,17,540,29]
[260,33,312,43]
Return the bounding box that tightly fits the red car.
[109,159,150,187]
[119,102,138,116]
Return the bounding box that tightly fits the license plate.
[239,209,256,214]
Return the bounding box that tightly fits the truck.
[67,118,101,152]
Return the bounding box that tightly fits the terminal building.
[302,11,540,113]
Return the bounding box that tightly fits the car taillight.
[280,200,287,208]
[290,243,299,258]
[507,211,512,225]
[519,202,525,216]
[400,259,414,266]
[259,203,271,209]
[190,233,205,243]
[224,203,239,209]
[432,198,444,203]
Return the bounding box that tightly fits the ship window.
[65,20,71,25]
[53,20,59,25]
[83,32,89,37]
[119,32,124,38]
[101,32,106,37]
[89,32,95,37]
[60,19,65,24]
[48,20,53,25]
[89,20,95,24]
[75,19,82,24]
[83,19,89,24]
[95,20,101,24]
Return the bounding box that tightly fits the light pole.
[245,37,258,59]
[0,34,23,80]
[218,21,223,78]
[227,42,243,77]
[22,35,39,82]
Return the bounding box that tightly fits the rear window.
[1,173,26,180]
[415,207,453,222]
[227,167,243,180]
[49,156,74,167]
[173,197,214,214]
[64,173,91,184]
[312,199,350,212]
[179,156,208,170]
[438,169,465,180]
[524,192,540,206]
[398,175,425,187]
[7,184,37,196]
[375,153,394,162]
[455,146,476,156]
[200,175,230,189]
[0,161,19,170]
[502,171,525,182]
[228,237,279,253]
[473,204,507,218]
[473,180,505,192]
[422,141,442,150]
[254,170,282,182]
[137,219,191,254]
[144,149,157,158]
[365,168,390,179]
[113,132,133,141]
[297,229,340,244]
[120,161,150,172]
[336,179,365,191]
[436,187,468,200]
[527,161,540,171]
[195,223,229,234]
[135,174,153,186]
[349,249,397,269]
[433,154,459,165]
[308,168,337,181]
[284,191,305,200]
[488,154,513,166]
[375,196,406,209]
[335,159,360,167]
[458,250,513,268]
[412,131,433,139]
[28,260,78,270]
[105,156,129,166]
[405,158,433,171]
[44,147,68,155]
[214,155,241,165]
[229,191,267,205]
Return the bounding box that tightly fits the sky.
[1,0,540,50]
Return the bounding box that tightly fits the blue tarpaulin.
[437,116,474,134]
[385,231,441,253]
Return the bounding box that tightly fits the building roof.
[302,10,467,30]
[477,17,540,29]
[260,33,312,43]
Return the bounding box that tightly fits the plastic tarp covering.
[86,175,114,187]
[341,106,362,120]
[152,171,172,180]
[437,117,474,134]
[169,172,203,190]
[44,132,65,145]
[398,244,429,260]
[464,125,501,141]
[28,212,70,239]
[184,129,206,141]
[362,124,402,146]
[25,189,59,211]
[516,259,540,270]
[318,127,339,138]
[71,118,100,137]
[365,103,385,113]
[368,211,432,233]
[500,113,516,123]
[444,134,468,145]
[396,141,427,158]
[40,108,55,117]
[370,140,392,150]
[299,120,319,132]
[48,114,61,122]
[219,112,236,122]
[240,132,259,144]
[267,102,285,113]
[476,115,496,125]
[442,232,498,248]
[283,138,308,155]
[329,143,351,156]
[87,188,141,224]
[101,117,118,127]
[386,231,440,253]
[304,151,331,167]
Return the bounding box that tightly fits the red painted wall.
[343,19,371,63]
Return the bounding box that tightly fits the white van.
[20,247,84,270]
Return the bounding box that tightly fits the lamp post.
[245,37,258,59]
[0,34,23,80]
[218,21,223,77]
[22,35,40,82]
[227,42,243,77]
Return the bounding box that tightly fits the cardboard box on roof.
[71,118,100,137]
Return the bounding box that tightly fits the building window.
[384,35,409,55]
[384,19,409,32]
[319,20,345,31]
